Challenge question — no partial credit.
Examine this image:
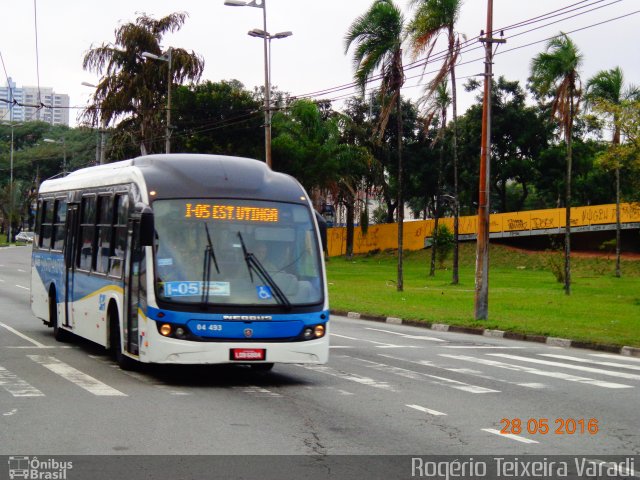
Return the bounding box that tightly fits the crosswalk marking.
[0,365,44,397]
[349,356,499,393]
[298,364,396,392]
[365,327,445,342]
[541,354,640,371]
[489,353,640,380]
[28,355,127,396]
[331,332,420,349]
[591,353,640,363]
[482,428,539,444]
[379,353,547,390]
[440,354,632,389]
[406,404,447,416]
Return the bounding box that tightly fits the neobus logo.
[222,315,272,321]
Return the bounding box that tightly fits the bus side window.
[39,200,54,250]
[35,199,43,248]
[52,199,67,251]
[95,195,113,274]
[77,195,96,271]
[108,193,128,278]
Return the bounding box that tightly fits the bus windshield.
[153,199,323,307]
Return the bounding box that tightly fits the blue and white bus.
[31,154,329,370]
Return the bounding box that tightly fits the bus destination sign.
[184,203,279,223]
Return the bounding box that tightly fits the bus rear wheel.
[109,308,137,371]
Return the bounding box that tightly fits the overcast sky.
[1,0,638,126]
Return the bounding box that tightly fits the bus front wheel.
[50,289,70,342]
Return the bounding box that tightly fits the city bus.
[30,154,329,370]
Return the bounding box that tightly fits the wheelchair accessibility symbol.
[256,285,273,300]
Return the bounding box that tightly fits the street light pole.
[225,0,278,168]
[9,124,15,243]
[248,28,292,167]
[43,138,67,175]
[81,81,107,164]
[141,47,173,154]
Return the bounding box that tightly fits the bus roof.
[38,154,308,204]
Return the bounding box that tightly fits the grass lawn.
[326,242,640,348]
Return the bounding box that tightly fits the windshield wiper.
[237,232,291,309]
[201,223,220,305]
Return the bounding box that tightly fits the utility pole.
[474,0,505,320]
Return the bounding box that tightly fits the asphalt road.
[1,245,638,474]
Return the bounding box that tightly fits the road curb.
[331,309,639,356]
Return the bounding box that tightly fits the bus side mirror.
[315,211,328,253]
[140,212,155,247]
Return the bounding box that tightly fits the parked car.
[15,231,34,243]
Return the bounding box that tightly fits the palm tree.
[345,0,406,291]
[82,12,204,156]
[585,67,640,277]
[407,0,463,284]
[423,80,451,276]
[530,33,582,295]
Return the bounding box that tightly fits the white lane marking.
[3,408,18,416]
[87,355,191,396]
[234,385,281,397]
[489,353,640,380]
[379,354,547,390]
[0,278,5,282]
[591,353,640,363]
[304,386,354,396]
[406,404,447,416]
[297,364,396,392]
[365,327,445,342]
[441,346,525,349]
[482,428,539,444]
[17,269,26,273]
[541,353,640,371]
[0,322,48,348]
[350,356,499,393]
[329,346,354,349]
[441,354,632,389]
[6,346,71,349]
[331,333,360,341]
[28,355,127,396]
[0,365,45,397]
[330,332,418,349]
[15,285,29,290]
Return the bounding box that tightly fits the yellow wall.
[327,202,640,257]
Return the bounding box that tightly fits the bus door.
[63,203,79,328]
[124,217,144,356]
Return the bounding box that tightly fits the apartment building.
[1,77,70,126]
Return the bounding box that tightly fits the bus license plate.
[230,349,266,361]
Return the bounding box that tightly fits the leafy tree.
[345,0,406,290]
[272,99,371,257]
[172,80,262,158]
[82,12,204,157]
[529,33,583,295]
[407,0,463,283]
[585,67,640,277]
[422,80,450,277]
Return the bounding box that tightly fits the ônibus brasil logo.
[8,456,73,480]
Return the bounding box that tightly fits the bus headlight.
[302,324,325,340]
[159,324,172,336]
